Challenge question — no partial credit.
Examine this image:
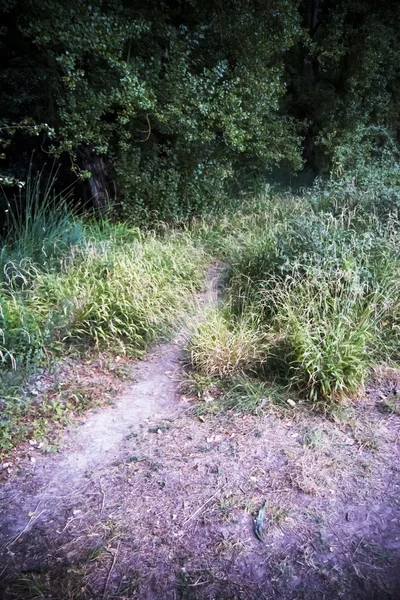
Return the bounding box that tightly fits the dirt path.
[1,266,400,599]
[0,340,184,537]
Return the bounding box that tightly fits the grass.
[1,222,206,366]
[188,186,400,406]
[0,368,126,460]
[2,168,400,456]
[0,224,206,457]
[0,224,205,451]
[1,231,206,366]
[188,306,271,378]
[1,164,85,276]
[0,169,208,456]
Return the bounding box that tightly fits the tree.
[284,0,400,176]
[0,0,303,219]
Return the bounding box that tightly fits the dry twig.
[103,540,121,599]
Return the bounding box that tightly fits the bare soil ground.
[0,270,400,599]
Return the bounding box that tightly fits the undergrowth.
[0,171,207,455]
[2,168,400,457]
[189,184,400,405]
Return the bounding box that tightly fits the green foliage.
[189,188,400,403]
[1,0,303,221]
[2,0,400,219]
[285,0,400,175]
[266,270,376,401]
[1,165,84,275]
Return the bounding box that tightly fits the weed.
[218,493,240,517]
[177,571,204,600]
[148,423,171,433]
[377,399,400,415]
[351,422,381,451]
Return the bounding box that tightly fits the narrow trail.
[0,264,221,559]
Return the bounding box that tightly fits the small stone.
[287,399,296,408]
[344,437,355,446]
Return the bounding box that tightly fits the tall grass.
[2,167,400,408]
[0,231,206,372]
[1,165,84,277]
[188,306,271,377]
[0,166,207,374]
[189,188,400,403]
[32,232,206,353]
[0,173,207,457]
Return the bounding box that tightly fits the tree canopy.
[1,0,400,219]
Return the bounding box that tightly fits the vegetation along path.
[0,260,400,599]
[2,0,400,596]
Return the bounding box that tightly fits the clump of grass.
[265,268,378,401]
[188,306,270,378]
[182,371,289,416]
[1,164,84,277]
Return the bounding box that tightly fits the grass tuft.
[188,306,271,378]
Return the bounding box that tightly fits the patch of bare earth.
[1,272,400,599]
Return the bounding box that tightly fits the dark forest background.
[1,0,400,221]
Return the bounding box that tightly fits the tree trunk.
[79,148,112,212]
